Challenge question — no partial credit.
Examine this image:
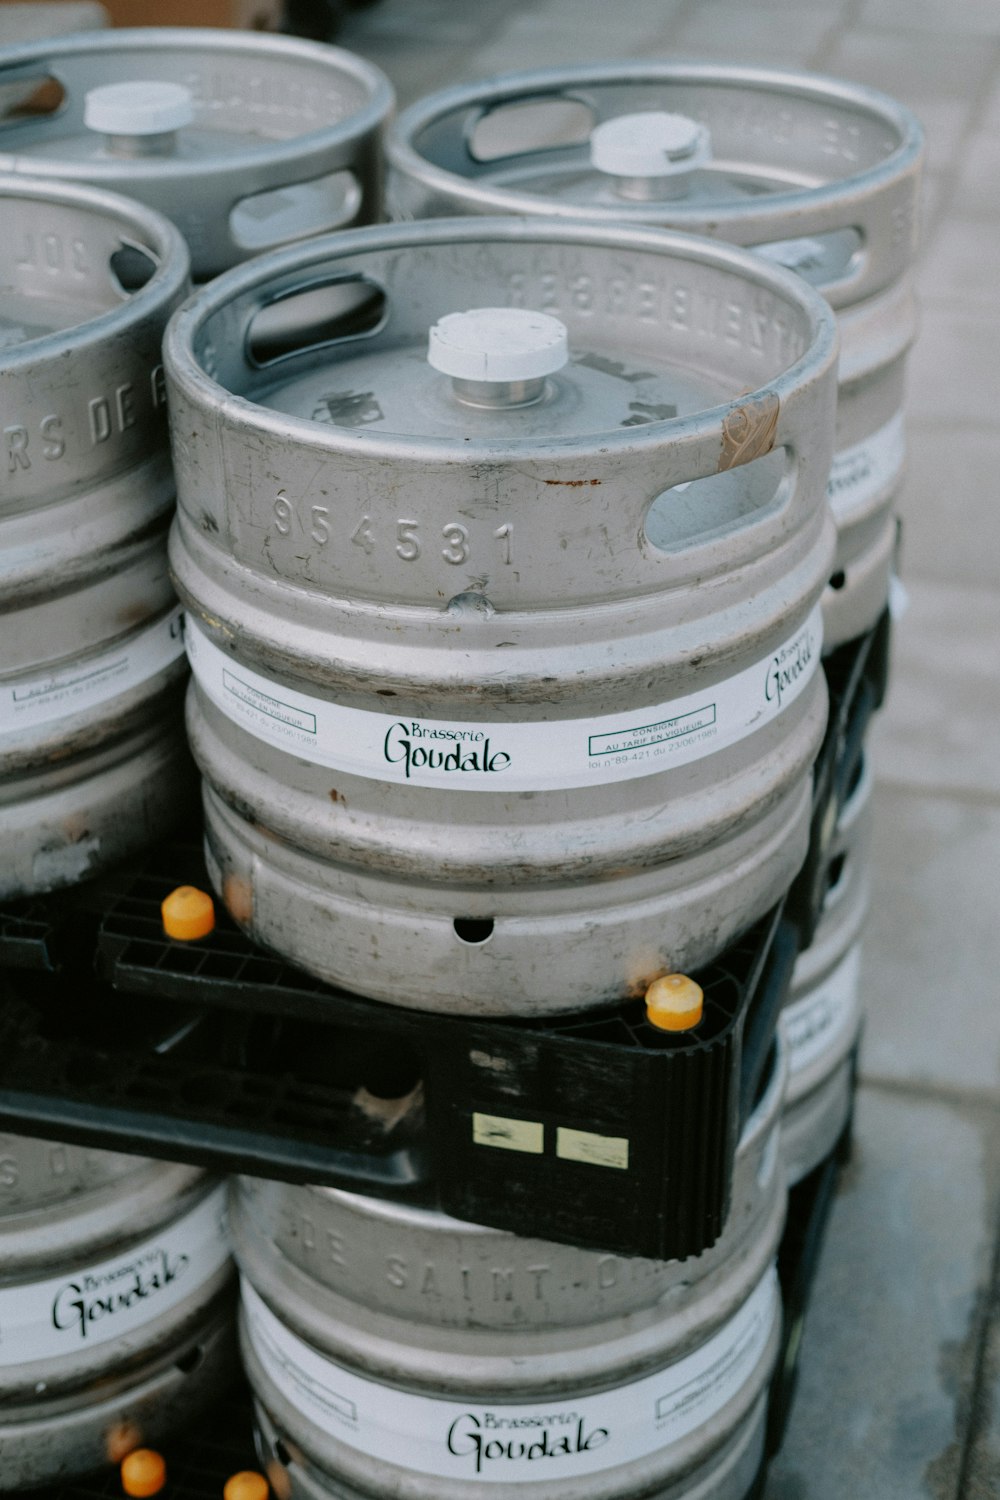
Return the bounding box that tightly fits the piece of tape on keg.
[0,606,186,736]
[0,1184,229,1366]
[782,942,862,1079]
[185,605,822,793]
[825,412,905,521]
[241,1269,779,1483]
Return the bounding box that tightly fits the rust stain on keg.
[223,872,253,925]
[329,788,346,805]
[719,391,780,471]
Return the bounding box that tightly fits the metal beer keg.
[0,29,394,280]
[0,175,192,899]
[387,65,924,648]
[0,1133,234,1489]
[232,1042,787,1500]
[781,753,872,1184]
[166,217,837,1016]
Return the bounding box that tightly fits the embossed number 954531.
[273,495,514,566]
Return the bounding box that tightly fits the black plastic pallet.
[0,616,884,1264]
[785,609,890,945]
[0,885,795,1262]
[766,1109,855,1455]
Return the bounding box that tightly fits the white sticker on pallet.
[185,606,822,793]
[1,606,186,735]
[242,1269,779,1483]
[783,943,863,1078]
[0,1185,230,1366]
[827,412,906,520]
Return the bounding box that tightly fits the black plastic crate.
[786,609,890,946]
[766,1106,855,1456]
[0,851,796,1262]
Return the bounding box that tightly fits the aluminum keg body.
[232,1044,787,1500]
[0,176,193,898]
[387,65,924,648]
[0,1139,235,1488]
[166,219,837,1016]
[781,755,872,1185]
[0,29,394,280]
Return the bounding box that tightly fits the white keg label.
[782,943,862,1078]
[242,1268,779,1483]
[0,1184,229,1366]
[1,606,186,735]
[827,412,906,521]
[185,607,822,793]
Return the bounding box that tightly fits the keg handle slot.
[466,93,596,163]
[756,225,867,293]
[109,240,160,295]
[246,275,387,367]
[230,170,364,255]
[643,444,793,556]
[0,72,65,124]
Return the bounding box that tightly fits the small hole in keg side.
[828,569,847,591]
[174,1344,204,1376]
[0,76,65,123]
[468,96,596,161]
[454,917,495,945]
[247,276,387,366]
[109,242,159,294]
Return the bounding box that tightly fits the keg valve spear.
[590,112,711,201]
[84,81,194,159]
[428,307,569,409]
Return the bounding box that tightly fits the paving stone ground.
[334,3,1000,1495]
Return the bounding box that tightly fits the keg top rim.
[0,27,395,174]
[163,214,838,464]
[0,171,189,365]
[388,60,924,223]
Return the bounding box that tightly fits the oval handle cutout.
[469,95,596,162]
[644,447,790,555]
[247,276,387,367]
[230,170,363,254]
[0,75,65,124]
[110,241,160,295]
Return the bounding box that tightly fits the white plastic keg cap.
[590,111,711,177]
[84,81,195,136]
[428,308,569,382]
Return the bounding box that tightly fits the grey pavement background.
[331,2,1000,1496]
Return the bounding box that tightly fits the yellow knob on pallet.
[224,1473,270,1500]
[120,1449,167,1498]
[161,885,216,941]
[645,973,704,1032]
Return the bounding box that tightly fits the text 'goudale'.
[764,625,816,709]
[383,722,512,779]
[50,1246,189,1341]
[446,1410,610,1473]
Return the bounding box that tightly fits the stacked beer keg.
[0,37,922,1498]
[0,1135,232,1490]
[386,60,923,1184]
[0,29,393,1488]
